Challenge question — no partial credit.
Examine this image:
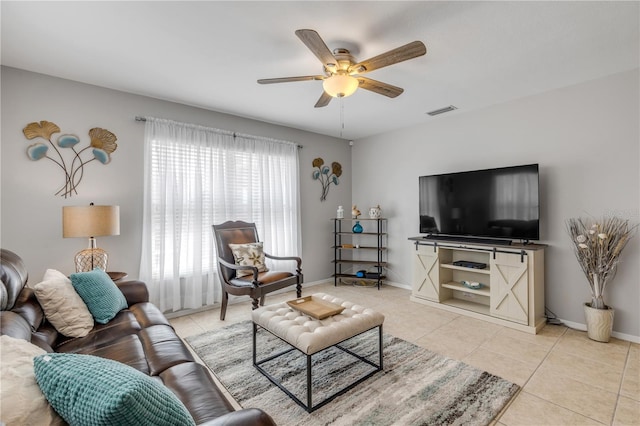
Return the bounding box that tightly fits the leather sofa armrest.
[196,408,276,426]
[116,280,149,305]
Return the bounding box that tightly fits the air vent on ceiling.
[426,105,457,116]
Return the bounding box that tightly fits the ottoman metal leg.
[307,354,312,409]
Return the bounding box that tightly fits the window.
[139,118,300,313]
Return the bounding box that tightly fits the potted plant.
[567,216,636,342]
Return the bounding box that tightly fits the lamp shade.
[322,74,359,98]
[63,205,120,238]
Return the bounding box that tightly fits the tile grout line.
[518,326,622,425]
[477,326,566,425]
[610,344,633,425]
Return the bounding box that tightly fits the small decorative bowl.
[462,280,483,290]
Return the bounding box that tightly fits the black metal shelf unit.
[332,218,387,290]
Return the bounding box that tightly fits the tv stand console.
[408,237,546,334]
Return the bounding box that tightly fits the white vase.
[583,303,614,343]
[368,205,382,219]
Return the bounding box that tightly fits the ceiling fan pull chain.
[340,97,345,138]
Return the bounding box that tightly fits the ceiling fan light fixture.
[323,74,359,98]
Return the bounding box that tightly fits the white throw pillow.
[42,268,69,282]
[0,335,65,425]
[33,269,94,338]
[228,242,269,278]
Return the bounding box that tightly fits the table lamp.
[62,203,120,272]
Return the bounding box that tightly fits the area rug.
[185,321,519,426]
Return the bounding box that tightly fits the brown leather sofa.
[0,249,275,426]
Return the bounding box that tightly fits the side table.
[107,271,128,282]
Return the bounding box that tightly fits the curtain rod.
[134,116,302,148]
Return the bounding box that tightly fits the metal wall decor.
[23,121,118,198]
[311,157,342,201]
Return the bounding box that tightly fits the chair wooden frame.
[212,221,303,319]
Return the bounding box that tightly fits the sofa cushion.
[31,323,57,352]
[11,287,45,331]
[0,335,64,425]
[228,242,268,277]
[34,353,196,426]
[0,310,32,340]
[159,362,234,424]
[34,270,94,337]
[71,268,128,324]
[139,324,195,375]
[62,333,151,375]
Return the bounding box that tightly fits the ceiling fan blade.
[257,75,324,84]
[295,29,338,70]
[357,77,404,98]
[349,41,426,74]
[314,91,332,108]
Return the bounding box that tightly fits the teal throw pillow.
[70,268,127,324]
[34,353,196,426]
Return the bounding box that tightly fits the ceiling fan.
[257,29,427,108]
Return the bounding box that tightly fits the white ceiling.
[2,1,638,140]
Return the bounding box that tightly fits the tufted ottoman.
[251,293,385,412]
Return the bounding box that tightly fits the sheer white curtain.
[139,117,300,313]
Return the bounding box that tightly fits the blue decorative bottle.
[352,221,363,233]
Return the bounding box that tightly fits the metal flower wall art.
[312,157,342,201]
[23,121,118,198]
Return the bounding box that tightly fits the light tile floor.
[169,282,640,426]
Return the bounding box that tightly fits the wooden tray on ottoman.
[286,296,345,320]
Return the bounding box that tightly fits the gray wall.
[351,69,640,340]
[1,66,351,284]
[3,66,638,341]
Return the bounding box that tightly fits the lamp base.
[74,247,108,272]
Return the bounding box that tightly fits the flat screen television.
[419,164,540,243]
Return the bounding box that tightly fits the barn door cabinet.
[409,238,545,334]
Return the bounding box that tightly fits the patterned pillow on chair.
[228,242,269,278]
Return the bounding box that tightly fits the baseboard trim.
[558,318,640,344]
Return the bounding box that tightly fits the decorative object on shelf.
[63,203,120,272]
[567,216,636,342]
[462,280,483,290]
[351,205,361,219]
[23,121,118,198]
[369,205,382,219]
[352,221,363,233]
[311,157,342,201]
[337,205,344,219]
